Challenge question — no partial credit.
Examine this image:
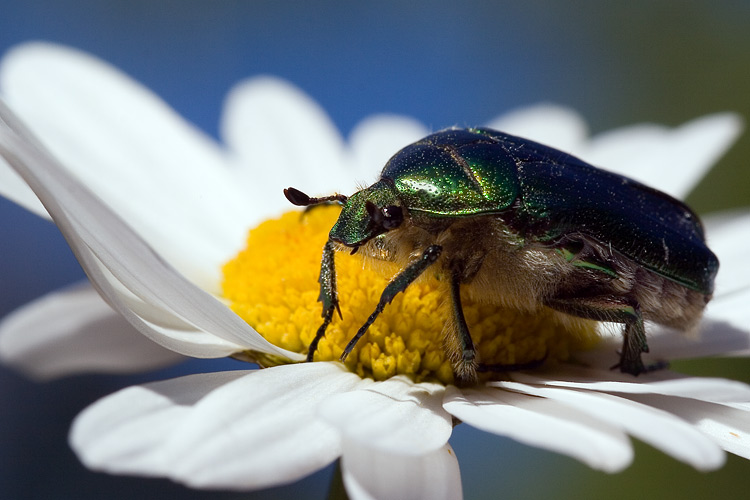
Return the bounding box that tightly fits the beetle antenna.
[284,187,347,206]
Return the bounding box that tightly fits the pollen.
[222,206,599,385]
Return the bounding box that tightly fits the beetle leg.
[447,272,479,386]
[614,311,662,375]
[611,306,669,374]
[545,296,665,375]
[340,245,442,363]
[307,239,341,362]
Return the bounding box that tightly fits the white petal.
[499,381,724,470]
[513,365,750,404]
[702,211,750,338]
[645,320,750,359]
[72,363,363,490]
[221,76,348,216]
[348,114,429,185]
[444,386,632,472]
[0,99,301,361]
[1,42,252,291]
[703,298,750,357]
[625,393,750,460]
[486,104,589,153]
[706,210,750,301]
[70,370,249,476]
[0,281,184,379]
[584,113,742,199]
[573,320,750,367]
[342,442,462,500]
[703,208,750,234]
[317,376,451,455]
[0,154,48,218]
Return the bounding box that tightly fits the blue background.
[1,1,750,498]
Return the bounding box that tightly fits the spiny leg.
[307,239,341,362]
[545,296,664,376]
[447,267,545,383]
[613,307,667,375]
[340,245,442,362]
[447,272,478,385]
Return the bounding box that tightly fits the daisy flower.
[2,42,750,499]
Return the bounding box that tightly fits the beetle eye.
[365,201,379,218]
[381,205,403,230]
[365,202,403,232]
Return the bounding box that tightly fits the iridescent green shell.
[374,128,717,294]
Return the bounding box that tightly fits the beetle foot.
[452,359,479,387]
[611,357,669,376]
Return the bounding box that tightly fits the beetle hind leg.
[612,315,668,375]
[545,296,666,376]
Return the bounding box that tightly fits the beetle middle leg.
[339,245,443,363]
[545,295,665,375]
[446,271,479,386]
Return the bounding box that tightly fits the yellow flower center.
[222,206,599,385]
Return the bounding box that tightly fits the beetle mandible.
[284,127,718,385]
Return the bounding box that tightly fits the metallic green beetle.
[285,127,718,385]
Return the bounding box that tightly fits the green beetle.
[285,127,718,385]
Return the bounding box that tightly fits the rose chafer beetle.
[285,127,718,385]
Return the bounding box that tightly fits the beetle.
[284,127,718,385]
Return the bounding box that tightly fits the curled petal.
[1,42,253,291]
[0,100,301,361]
[0,154,48,217]
[0,281,184,379]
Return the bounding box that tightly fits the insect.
[284,127,718,385]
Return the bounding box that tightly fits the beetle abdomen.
[624,260,710,332]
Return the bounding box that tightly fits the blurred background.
[1,1,750,498]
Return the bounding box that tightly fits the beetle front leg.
[340,245,442,363]
[307,239,341,362]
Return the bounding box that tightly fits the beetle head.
[330,180,403,248]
